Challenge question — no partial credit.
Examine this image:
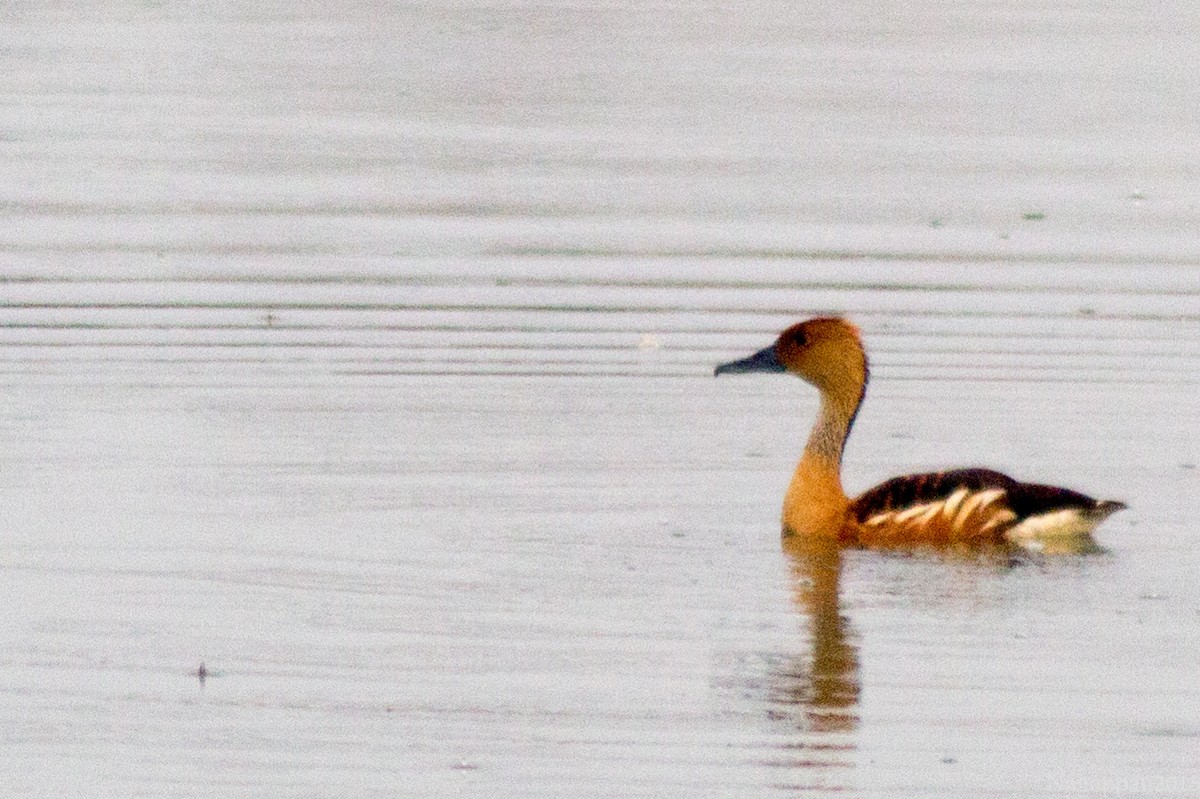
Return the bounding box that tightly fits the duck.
[715,317,1126,548]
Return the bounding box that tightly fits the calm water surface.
[2,2,1199,797]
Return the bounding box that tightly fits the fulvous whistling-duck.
[715,317,1126,548]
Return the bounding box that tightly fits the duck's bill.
[714,345,785,376]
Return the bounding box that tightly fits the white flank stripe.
[893,502,937,524]
[940,487,970,520]
[953,489,1006,530]
[979,510,1018,535]
[913,503,943,528]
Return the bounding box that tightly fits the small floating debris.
[451,760,479,772]
[195,661,223,685]
[1129,189,1147,201]
[1021,211,1046,221]
[1138,593,1169,601]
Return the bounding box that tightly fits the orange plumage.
[715,318,1125,549]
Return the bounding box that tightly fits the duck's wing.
[849,468,1125,547]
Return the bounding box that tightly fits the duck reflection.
[759,524,1107,794]
[764,534,1101,752]
[768,536,860,737]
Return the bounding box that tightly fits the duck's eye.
[787,330,807,347]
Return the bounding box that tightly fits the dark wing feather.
[1005,481,1125,520]
[851,467,1119,524]
[850,468,1016,523]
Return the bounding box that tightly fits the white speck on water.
[638,334,663,350]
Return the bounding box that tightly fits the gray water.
[2,2,1199,797]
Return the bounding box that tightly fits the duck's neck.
[782,384,863,539]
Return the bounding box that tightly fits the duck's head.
[714,317,868,396]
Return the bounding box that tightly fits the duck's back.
[848,468,1125,548]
